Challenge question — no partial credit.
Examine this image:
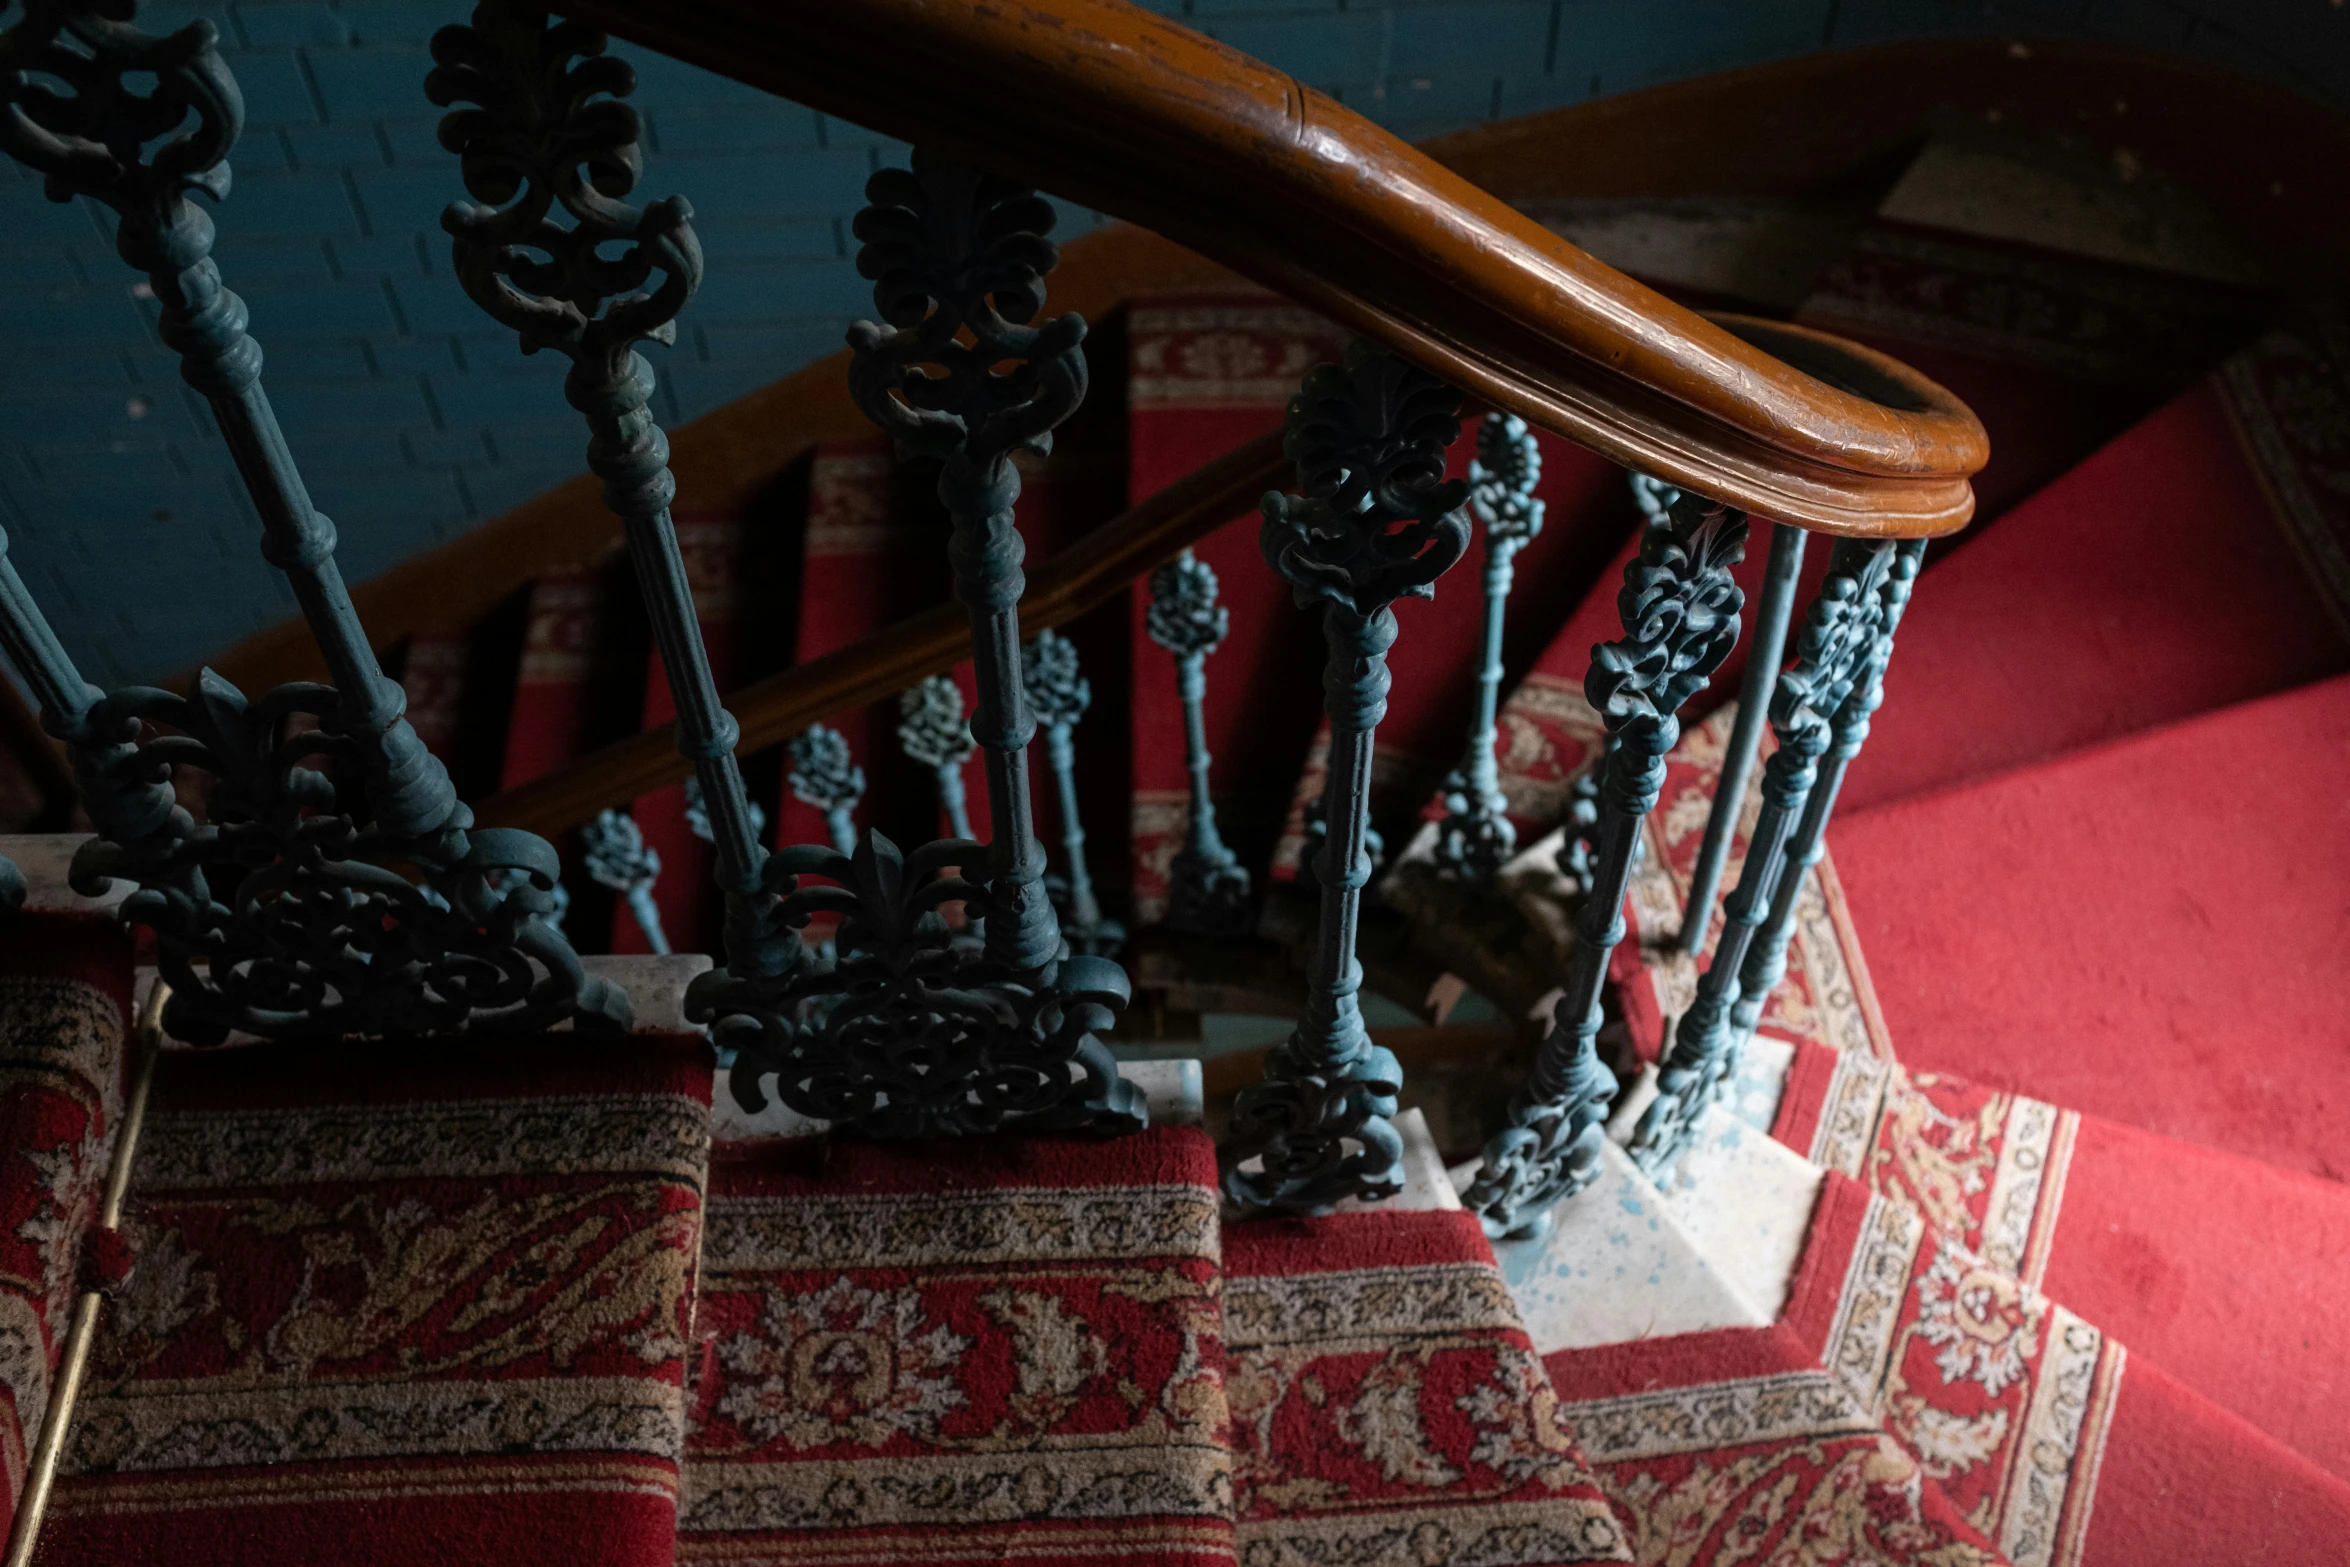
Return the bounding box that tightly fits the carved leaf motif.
[785,724,866,815]
[1020,629,1089,730]
[896,676,974,769]
[1469,412,1545,547]
[1145,549,1229,659]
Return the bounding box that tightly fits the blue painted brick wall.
[1,0,2342,688]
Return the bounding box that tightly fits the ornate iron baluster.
[897,675,977,841]
[685,775,766,848]
[679,149,1138,1139]
[1678,521,1807,957]
[0,0,620,1041]
[429,3,778,996]
[1632,536,1926,1177]
[1144,550,1254,935]
[1435,412,1545,881]
[1463,494,1748,1239]
[1023,628,1121,955]
[1225,342,1473,1214]
[785,724,865,856]
[581,807,667,955]
[0,853,19,914]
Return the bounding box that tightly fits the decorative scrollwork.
[1,3,616,1043]
[1146,551,1252,936]
[64,672,628,1045]
[581,805,666,956]
[1020,627,1089,730]
[1629,471,1682,526]
[1226,342,1471,1215]
[689,831,1142,1139]
[895,676,975,770]
[1465,491,1749,1239]
[785,724,865,856]
[1632,535,1923,1178]
[1435,415,1549,882]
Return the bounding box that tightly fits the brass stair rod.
[5,979,167,1567]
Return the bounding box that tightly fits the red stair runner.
[1553,1172,2350,1565]
[42,1032,714,1567]
[1839,327,2350,814]
[0,916,132,1534]
[678,1128,1234,1567]
[1223,1209,1627,1564]
[500,565,612,792]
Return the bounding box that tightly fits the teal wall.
[3,0,2342,686]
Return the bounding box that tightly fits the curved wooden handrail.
[472,431,1288,837]
[554,0,1986,537]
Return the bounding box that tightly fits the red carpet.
[1773,1040,2350,1486]
[1839,331,2350,814]
[1829,669,2350,1182]
[1797,217,2268,522]
[678,1128,1233,1567]
[40,1033,713,1567]
[397,628,469,766]
[0,916,132,1531]
[1126,295,1348,921]
[1555,1172,2350,1565]
[1223,1209,1627,1564]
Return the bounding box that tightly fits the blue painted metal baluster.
[686,775,767,849]
[1023,629,1121,955]
[1464,494,1749,1240]
[1435,413,1546,881]
[785,725,865,856]
[1225,342,1474,1215]
[1678,521,1808,957]
[1,0,619,1041]
[1632,536,1926,1177]
[898,676,978,841]
[428,6,777,995]
[1145,551,1255,935]
[675,148,1137,1139]
[582,808,668,956]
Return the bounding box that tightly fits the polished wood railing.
[557,0,1986,538]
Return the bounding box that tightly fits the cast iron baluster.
[1463,494,1748,1239]
[0,854,19,914]
[0,0,619,1040]
[1633,536,1926,1176]
[1023,628,1121,955]
[1435,412,1545,881]
[679,149,1138,1138]
[1678,522,1807,957]
[898,675,977,841]
[1629,471,1680,525]
[1225,341,1473,1215]
[581,807,666,955]
[685,775,766,848]
[1145,550,1254,934]
[785,724,865,856]
[429,3,774,990]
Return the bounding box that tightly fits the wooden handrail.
[472,430,1289,837]
[554,0,1986,538]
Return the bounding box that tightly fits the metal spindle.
[1145,551,1254,934]
[1679,521,1808,956]
[430,4,774,991]
[0,0,619,1041]
[1463,495,1749,1239]
[1023,629,1120,954]
[1632,536,1926,1177]
[898,676,978,841]
[582,808,668,956]
[785,725,865,856]
[1224,343,1473,1215]
[1435,412,1545,881]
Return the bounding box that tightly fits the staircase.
[3,3,2349,1564]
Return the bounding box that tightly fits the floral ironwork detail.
[694,832,1141,1138]
[785,725,865,856]
[1632,535,1925,1178]
[1466,492,1749,1239]
[429,2,783,1014]
[582,807,666,956]
[1226,341,1472,1215]
[0,0,617,1041]
[1145,550,1253,935]
[1023,629,1121,956]
[897,675,977,842]
[1435,412,1547,881]
[687,148,1133,1138]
